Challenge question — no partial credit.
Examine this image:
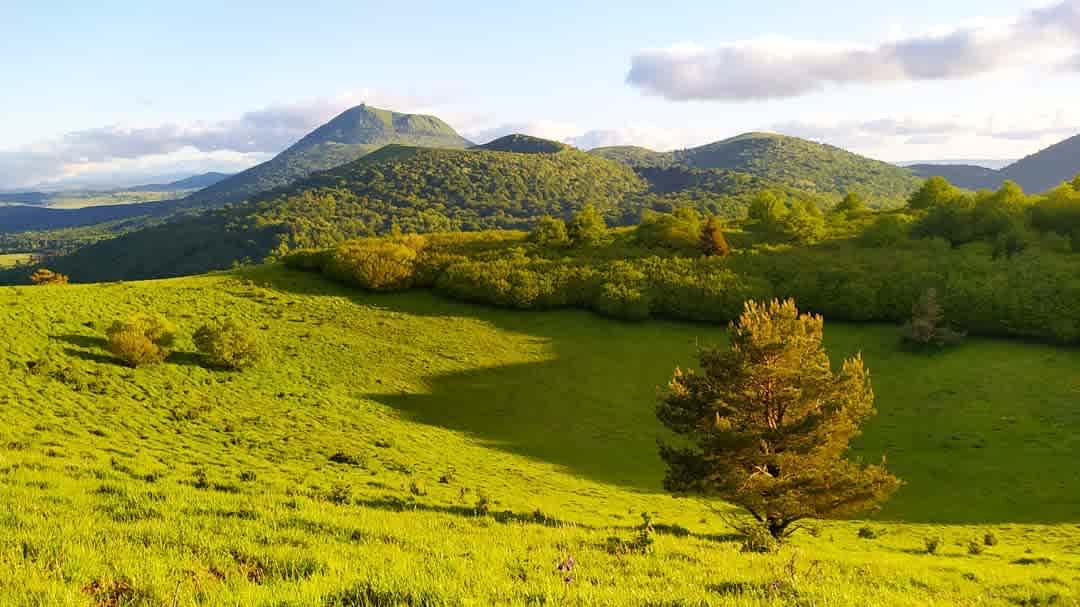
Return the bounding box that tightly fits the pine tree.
[699,216,731,257]
[657,299,900,539]
[901,288,965,348]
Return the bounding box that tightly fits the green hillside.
[592,132,922,203]
[181,105,472,207]
[590,145,674,168]
[1,265,1077,605]
[33,145,647,282]
[473,134,570,154]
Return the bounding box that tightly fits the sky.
[1,0,1078,189]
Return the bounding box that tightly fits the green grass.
[0,265,1077,605]
[0,253,36,268]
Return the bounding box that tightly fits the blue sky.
[1,0,1078,189]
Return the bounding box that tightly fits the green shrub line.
[283,224,1080,344]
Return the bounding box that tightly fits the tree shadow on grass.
[53,333,205,368]
[241,266,1080,525]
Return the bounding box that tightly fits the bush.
[901,288,965,349]
[738,522,779,554]
[983,531,998,547]
[699,216,731,257]
[567,204,610,247]
[967,540,984,555]
[924,537,943,555]
[106,314,176,367]
[528,216,569,247]
[325,237,424,291]
[29,268,69,285]
[857,526,880,540]
[193,319,261,370]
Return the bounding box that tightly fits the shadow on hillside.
[53,333,205,368]
[239,266,1080,525]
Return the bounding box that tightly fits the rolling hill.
[911,134,1080,193]
[181,105,472,207]
[593,132,922,202]
[473,134,570,154]
[29,141,647,282]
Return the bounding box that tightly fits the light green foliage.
[528,216,569,247]
[835,191,868,216]
[325,236,425,291]
[635,207,702,251]
[0,267,1077,604]
[908,176,961,210]
[567,204,611,247]
[105,313,176,367]
[782,198,826,243]
[194,319,261,370]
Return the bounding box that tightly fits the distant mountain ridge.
[593,132,921,201]
[182,105,471,207]
[127,172,232,192]
[911,134,1080,192]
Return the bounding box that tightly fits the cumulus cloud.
[0,90,427,190]
[627,0,1080,101]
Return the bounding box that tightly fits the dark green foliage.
[858,526,880,540]
[193,319,261,370]
[567,205,611,247]
[474,134,568,154]
[901,289,965,349]
[656,300,900,539]
[968,540,984,555]
[925,537,943,555]
[860,214,913,247]
[105,314,176,367]
[699,216,731,257]
[984,531,999,547]
[528,216,569,247]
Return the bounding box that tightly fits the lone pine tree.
[657,299,900,539]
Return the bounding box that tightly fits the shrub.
[983,531,998,547]
[528,216,569,247]
[835,192,868,216]
[567,204,610,247]
[325,237,423,291]
[29,268,69,285]
[106,314,176,367]
[193,319,261,370]
[738,522,779,554]
[857,526,880,540]
[924,537,943,555]
[636,208,701,251]
[967,540,984,555]
[901,288,965,349]
[860,215,912,247]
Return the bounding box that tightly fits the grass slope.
[0,265,1077,605]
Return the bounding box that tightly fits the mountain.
[473,134,569,154]
[998,134,1080,193]
[0,192,50,206]
[182,105,471,207]
[32,142,646,282]
[127,172,232,192]
[910,135,1080,193]
[592,132,921,201]
[908,164,999,189]
[898,159,1014,170]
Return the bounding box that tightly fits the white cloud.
[627,0,1080,101]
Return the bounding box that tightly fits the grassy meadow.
[0,253,36,268]
[1,265,1077,605]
